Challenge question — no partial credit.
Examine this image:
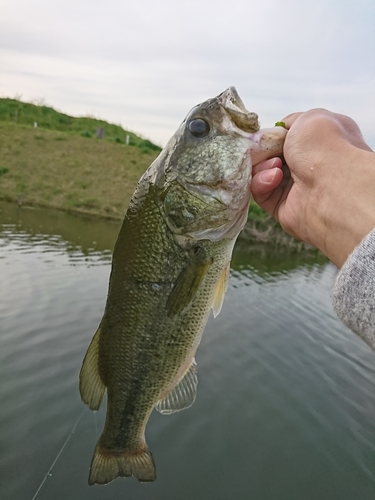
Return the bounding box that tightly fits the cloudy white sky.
[1,0,374,147]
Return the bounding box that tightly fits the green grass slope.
[0,99,161,218]
[0,98,162,151]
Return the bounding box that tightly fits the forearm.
[331,228,375,350]
[319,146,375,267]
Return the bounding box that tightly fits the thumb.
[252,167,283,211]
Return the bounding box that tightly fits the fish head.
[163,87,259,188]
[155,87,287,242]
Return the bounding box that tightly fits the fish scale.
[79,87,287,485]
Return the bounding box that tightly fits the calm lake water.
[0,200,374,500]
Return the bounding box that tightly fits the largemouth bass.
[79,87,287,485]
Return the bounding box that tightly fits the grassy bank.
[0,122,160,219]
[0,99,161,218]
[0,98,162,151]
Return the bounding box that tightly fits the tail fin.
[88,442,156,485]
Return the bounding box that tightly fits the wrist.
[315,147,375,267]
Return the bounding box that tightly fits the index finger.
[281,112,304,129]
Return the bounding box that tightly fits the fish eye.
[188,118,210,138]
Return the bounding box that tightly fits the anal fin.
[79,325,106,411]
[156,359,198,415]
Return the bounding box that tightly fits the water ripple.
[1,201,374,500]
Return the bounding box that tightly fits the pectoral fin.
[155,359,198,414]
[212,263,230,318]
[166,246,212,317]
[79,325,106,411]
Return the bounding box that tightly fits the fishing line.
[31,408,85,500]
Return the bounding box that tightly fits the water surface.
[0,201,374,500]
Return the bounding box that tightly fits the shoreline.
[0,195,320,254]
[0,193,123,222]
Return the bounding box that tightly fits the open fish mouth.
[218,87,260,133]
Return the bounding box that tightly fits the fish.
[79,87,287,485]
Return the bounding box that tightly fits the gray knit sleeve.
[331,229,375,350]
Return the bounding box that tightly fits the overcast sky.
[1,0,374,147]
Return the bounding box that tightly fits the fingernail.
[260,169,277,183]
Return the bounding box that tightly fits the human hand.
[251,109,375,267]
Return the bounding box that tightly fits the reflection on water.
[0,201,374,500]
[0,201,120,263]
